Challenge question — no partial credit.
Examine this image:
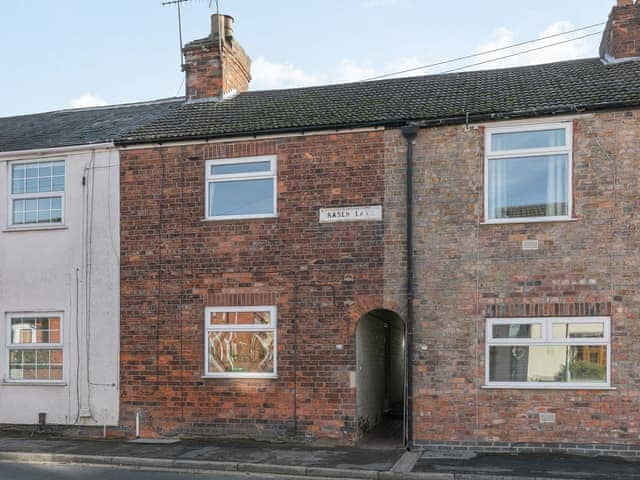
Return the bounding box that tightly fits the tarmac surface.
[1,434,640,479]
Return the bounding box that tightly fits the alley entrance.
[355,309,405,448]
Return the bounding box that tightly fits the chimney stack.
[182,14,252,100]
[600,0,640,63]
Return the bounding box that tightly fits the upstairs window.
[486,317,610,389]
[9,160,65,226]
[485,123,572,223]
[205,156,277,220]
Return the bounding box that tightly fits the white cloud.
[251,56,321,90]
[335,59,376,83]
[70,92,108,108]
[469,21,593,71]
[250,55,429,91]
[249,20,596,91]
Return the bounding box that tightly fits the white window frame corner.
[484,316,611,390]
[203,305,278,379]
[483,122,573,225]
[204,155,278,221]
[5,311,65,384]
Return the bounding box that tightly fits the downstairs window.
[486,317,610,388]
[7,313,63,382]
[204,306,277,378]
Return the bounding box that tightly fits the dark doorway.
[355,309,405,449]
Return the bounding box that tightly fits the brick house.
[113,0,640,454]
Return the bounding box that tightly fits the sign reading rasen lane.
[319,205,383,223]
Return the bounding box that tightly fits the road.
[0,462,290,480]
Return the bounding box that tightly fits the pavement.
[0,434,639,479]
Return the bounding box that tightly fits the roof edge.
[0,142,114,159]
[0,96,185,121]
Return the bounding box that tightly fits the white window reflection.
[204,307,277,378]
[206,156,277,220]
[485,124,572,222]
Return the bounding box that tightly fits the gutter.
[0,142,114,160]
[400,124,419,449]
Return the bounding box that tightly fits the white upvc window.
[9,160,65,226]
[484,123,572,223]
[486,317,611,389]
[204,306,277,378]
[6,313,63,382]
[205,156,277,220]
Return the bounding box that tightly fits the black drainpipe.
[401,124,418,449]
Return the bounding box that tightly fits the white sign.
[319,205,382,223]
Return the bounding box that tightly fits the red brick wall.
[183,37,251,99]
[398,109,640,447]
[119,131,393,441]
[600,0,640,61]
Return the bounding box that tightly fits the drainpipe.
[401,124,418,449]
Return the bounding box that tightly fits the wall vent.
[522,239,539,250]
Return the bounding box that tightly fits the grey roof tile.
[0,98,183,153]
[118,58,640,144]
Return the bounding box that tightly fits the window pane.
[552,323,604,339]
[487,154,568,219]
[207,331,275,374]
[209,310,271,326]
[209,178,274,217]
[492,323,542,339]
[489,345,606,383]
[12,179,25,194]
[211,161,271,175]
[9,348,63,381]
[12,196,63,225]
[491,129,566,151]
[11,316,61,345]
[11,161,64,194]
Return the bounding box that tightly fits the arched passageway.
[355,309,405,448]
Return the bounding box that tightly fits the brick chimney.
[182,14,251,100]
[600,0,640,63]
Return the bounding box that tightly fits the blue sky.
[0,1,613,117]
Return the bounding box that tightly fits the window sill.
[3,224,68,233]
[482,384,615,391]
[201,374,278,380]
[202,214,278,222]
[2,381,67,387]
[481,217,577,226]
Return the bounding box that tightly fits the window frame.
[204,156,277,221]
[7,159,66,228]
[485,316,611,389]
[203,305,278,379]
[484,122,573,224]
[5,312,64,384]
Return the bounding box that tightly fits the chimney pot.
[211,14,234,40]
[617,0,633,6]
[184,13,251,99]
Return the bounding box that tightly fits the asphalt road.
[0,462,288,480]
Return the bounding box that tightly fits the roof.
[118,57,640,145]
[0,98,183,153]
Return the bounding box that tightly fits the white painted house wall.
[0,145,119,426]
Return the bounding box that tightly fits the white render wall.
[0,146,119,426]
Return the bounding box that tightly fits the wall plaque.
[319,205,382,223]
